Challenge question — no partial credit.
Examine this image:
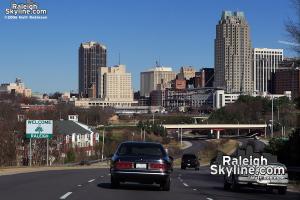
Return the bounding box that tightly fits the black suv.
[110,141,173,191]
[181,153,200,170]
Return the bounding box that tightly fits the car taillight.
[115,161,133,169]
[149,163,167,170]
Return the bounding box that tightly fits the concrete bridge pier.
[217,130,220,139]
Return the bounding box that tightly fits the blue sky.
[0,0,297,93]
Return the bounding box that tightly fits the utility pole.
[29,138,32,166]
[46,138,49,166]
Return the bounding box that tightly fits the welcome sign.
[26,120,53,139]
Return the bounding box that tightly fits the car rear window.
[117,143,165,157]
[182,154,196,159]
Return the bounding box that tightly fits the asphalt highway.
[0,139,298,200]
[0,167,299,200]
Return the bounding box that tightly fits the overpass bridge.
[162,124,267,139]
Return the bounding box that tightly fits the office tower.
[214,11,253,94]
[0,78,32,97]
[140,66,176,97]
[178,66,196,80]
[78,41,106,98]
[97,65,133,101]
[253,48,283,93]
[192,68,215,88]
[271,58,300,99]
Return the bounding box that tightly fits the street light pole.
[271,96,274,138]
[101,128,105,161]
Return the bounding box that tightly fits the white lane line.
[206,198,213,200]
[193,188,197,191]
[77,184,82,187]
[101,175,104,178]
[107,173,111,176]
[59,192,72,199]
[88,179,95,183]
[183,182,189,187]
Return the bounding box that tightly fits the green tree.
[66,149,76,163]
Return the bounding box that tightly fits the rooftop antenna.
[158,57,161,66]
[118,52,121,65]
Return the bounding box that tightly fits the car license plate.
[136,163,147,169]
[187,164,190,166]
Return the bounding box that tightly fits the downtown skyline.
[0,0,297,93]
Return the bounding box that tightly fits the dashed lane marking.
[206,198,213,200]
[88,179,95,183]
[77,184,82,187]
[193,188,197,191]
[183,182,189,187]
[59,192,72,199]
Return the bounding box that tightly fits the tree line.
[0,93,114,166]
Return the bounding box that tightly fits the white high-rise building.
[253,48,283,93]
[140,66,176,97]
[97,65,133,101]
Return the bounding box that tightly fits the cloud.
[278,40,300,46]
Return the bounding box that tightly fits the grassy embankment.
[173,139,239,167]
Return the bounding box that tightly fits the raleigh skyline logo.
[210,155,286,180]
[4,0,48,20]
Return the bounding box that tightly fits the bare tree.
[285,0,300,54]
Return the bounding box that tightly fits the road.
[0,139,298,200]
[0,167,299,200]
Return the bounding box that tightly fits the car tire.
[224,179,231,190]
[111,176,120,188]
[195,167,200,171]
[231,177,239,191]
[160,178,171,191]
[266,187,273,193]
[278,187,287,195]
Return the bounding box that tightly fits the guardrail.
[51,158,110,167]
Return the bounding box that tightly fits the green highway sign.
[26,120,53,139]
